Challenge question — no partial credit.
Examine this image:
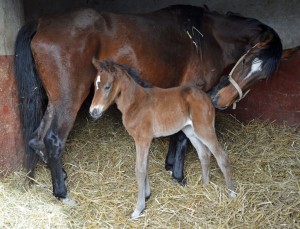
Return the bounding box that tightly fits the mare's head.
[89,58,121,119]
[207,13,282,109]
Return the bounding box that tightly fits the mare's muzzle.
[208,75,230,110]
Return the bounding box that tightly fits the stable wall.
[0,0,25,173]
[23,0,300,49]
[226,49,300,128]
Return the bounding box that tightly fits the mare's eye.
[104,84,111,91]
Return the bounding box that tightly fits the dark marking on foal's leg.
[171,131,188,186]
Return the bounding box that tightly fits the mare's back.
[36,8,103,37]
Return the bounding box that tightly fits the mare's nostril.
[211,94,219,107]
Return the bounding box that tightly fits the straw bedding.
[0,105,299,228]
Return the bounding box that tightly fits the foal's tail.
[14,20,45,177]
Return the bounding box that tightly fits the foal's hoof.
[145,194,151,201]
[131,209,143,219]
[229,190,237,198]
[60,194,78,206]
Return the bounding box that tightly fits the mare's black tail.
[14,20,45,177]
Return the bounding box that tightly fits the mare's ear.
[92,57,101,70]
[257,30,274,48]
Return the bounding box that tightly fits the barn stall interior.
[0,0,299,227]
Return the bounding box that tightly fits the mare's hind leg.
[28,103,68,182]
[28,103,54,164]
[195,127,235,197]
[165,131,189,185]
[44,99,86,205]
[182,126,211,184]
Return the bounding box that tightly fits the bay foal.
[89,58,235,219]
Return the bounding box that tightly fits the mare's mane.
[164,5,282,75]
[99,60,152,88]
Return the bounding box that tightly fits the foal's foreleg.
[131,140,151,219]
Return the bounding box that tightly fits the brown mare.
[89,59,235,218]
[14,5,282,203]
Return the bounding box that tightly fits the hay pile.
[0,105,299,228]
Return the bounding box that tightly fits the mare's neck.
[115,74,149,115]
[207,14,254,64]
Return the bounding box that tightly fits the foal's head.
[89,58,121,119]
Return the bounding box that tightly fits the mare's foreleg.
[165,134,177,171]
[165,131,188,185]
[131,140,151,219]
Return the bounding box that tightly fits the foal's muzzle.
[89,108,103,119]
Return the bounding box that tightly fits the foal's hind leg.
[195,127,235,197]
[182,126,211,184]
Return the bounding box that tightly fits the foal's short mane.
[99,60,152,88]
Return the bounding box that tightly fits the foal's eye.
[104,84,111,91]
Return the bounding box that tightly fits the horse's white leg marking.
[244,57,263,80]
[60,194,78,206]
[95,74,101,90]
[131,141,151,219]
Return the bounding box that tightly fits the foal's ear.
[92,57,101,70]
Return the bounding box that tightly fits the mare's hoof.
[172,177,186,186]
[60,194,78,206]
[165,163,173,171]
